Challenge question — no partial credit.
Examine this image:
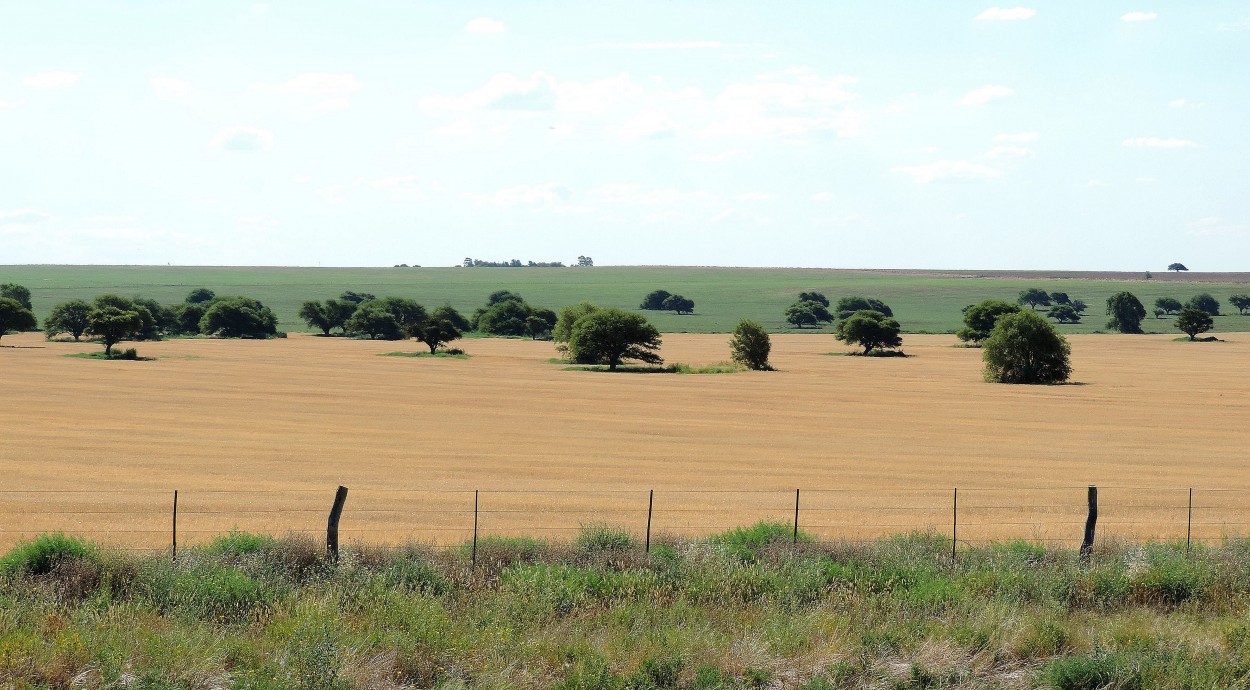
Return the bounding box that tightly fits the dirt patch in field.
[2,331,1247,548]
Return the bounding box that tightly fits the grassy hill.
[3,265,1248,335]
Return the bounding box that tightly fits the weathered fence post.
[1079,485,1098,563]
[471,489,479,568]
[793,489,801,545]
[951,487,957,563]
[326,485,348,561]
[1186,487,1193,557]
[645,489,654,554]
[172,490,178,560]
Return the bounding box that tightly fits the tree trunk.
[609,357,619,371]
[427,341,438,353]
[105,341,113,356]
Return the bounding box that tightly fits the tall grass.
[3,527,1250,687]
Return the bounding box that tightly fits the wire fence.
[4,485,1250,555]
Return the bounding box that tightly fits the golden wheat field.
[1,330,1248,550]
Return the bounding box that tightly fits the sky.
[1,2,1248,270]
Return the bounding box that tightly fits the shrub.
[1043,654,1131,690]
[199,296,279,338]
[204,531,276,557]
[626,656,684,689]
[383,555,450,595]
[729,319,771,370]
[1187,293,1221,316]
[983,309,1071,384]
[576,523,635,553]
[0,533,95,576]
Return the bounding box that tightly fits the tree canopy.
[1176,307,1214,341]
[430,305,471,332]
[662,294,695,314]
[185,288,215,304]
[553,302,600,343]
[94,295,158,341]
[1186,293,1221,317]
[798,292,830,307]
[0,283,33,311]
[487,290,524,306]
[834,296,892,319]
[1105,291,1146,334]
[44,300,93,341]
[982,309,1072,384]
[956,300,1021,344]
[339,291,377,304]
[784,300,833,328]
[1017,288,1052,310]
[1049,292,1071,305]
[639,290,671,310]
[298,299,357,336]
[566,308,663,371]
[476,299,535,336]
[344,305,403,340]
[1048,304,1081,324]
[411,318,463,353]
[835,310,903,355]
[729,320,771,371]
[1168,263,1189,272]
[1230,294,1250,316]
[1154,297,1183,315]
[199,297,279,338]
[86,305,144,355]
[0,297,38,343]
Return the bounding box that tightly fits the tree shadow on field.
[0,344,46,349]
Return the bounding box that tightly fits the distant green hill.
[3,265,1248,335]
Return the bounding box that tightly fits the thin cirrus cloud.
[975,7,1036,21]
[1122,137,1196,148]
[893,160,1001,184]
[151,76,192,101]
[23,71,80,90]
[465,17,506,34]
[1121,11,1158,22]
[960,85,1015,106]
[209,126,274,152]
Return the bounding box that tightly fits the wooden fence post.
[1079,485,1097,563]
[793,489,800,545]
[645,489,654,554]
[951,487,957,563]
[326,485,348,561]
[1186,487,1193,557]
[471,490,479,568]
[172,490,178,560]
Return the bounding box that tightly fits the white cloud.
[984,145,1034,158]
[994,131,1039,143]
[465,17,506,34]
[975,7,1036,21]
[736,192,777,202]
[464,182,570,207]
[594,183,712,205]
[893,160,1001,184]
[960,85,1015,106]
[619,109,677,140]
[209,126,274,152]
[151,77,192,102]
[23,71,80,90]
[700,67,863,139]
[0,209,53,225]
[1168,98,1187,108]
[1187,217,1246,238]
[1122,137,1196,148]
[689,149,746,163]
[1121,11,1157,22]
[259,72,361,96]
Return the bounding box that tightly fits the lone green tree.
[1048,304,1081,324]
[567,308,663,371]
[982,310,1072,384]
[639,290,671,310]
[729,319,771,371]
[1186,293,1221,317]
[410,318,462,353]
[1105,291,1146,334]
[1049,292,1071,305]
[956,300,1021,345]
[87,305,143,356]
[299,299,357,335]
[835,310,903,355]
[44,300,93,341]
[1017,288,1052,311]
[1175,307,1214,341]
[185,288,215,304]
[1154,297,1183,315]
[662,294,695,315]
[0,297,38,344]
[1168,263,1188,272]
[0,283,33,311]
[1230,294,1250,315]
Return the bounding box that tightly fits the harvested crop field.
[2,331,1248,549]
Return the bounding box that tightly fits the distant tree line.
[462,256,593,268]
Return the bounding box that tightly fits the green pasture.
[3,265,1248,335]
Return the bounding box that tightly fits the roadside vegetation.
[5,528,1250,688]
